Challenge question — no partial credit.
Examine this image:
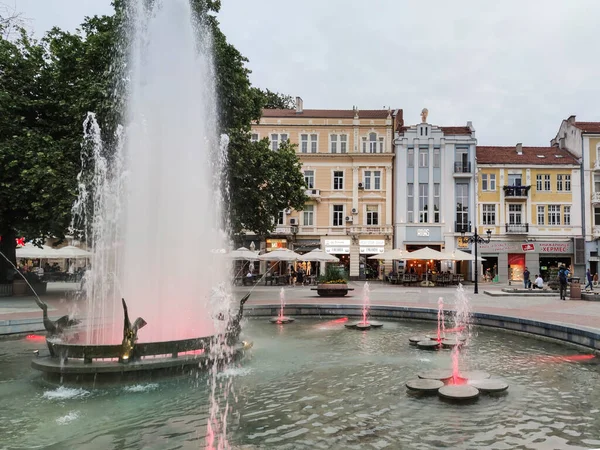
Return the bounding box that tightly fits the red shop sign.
[521,243,535,252]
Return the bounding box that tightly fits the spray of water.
[278,287,286,322]
[436,297,445,342]
[450,284,472,384]
[361,282,370,324]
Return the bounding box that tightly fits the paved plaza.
[1,281,599,336]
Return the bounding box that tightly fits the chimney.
[516,143,523,155]
[295,97,303,114]
[567,115,576,124]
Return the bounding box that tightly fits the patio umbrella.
[257,248,301,261]
[16,243,60,259]
[54,245,92,258]
[367,248,404,260]
[225,247,260,261]
[299,249,339,263]
[401,246,447,261]
[443,249,486,262]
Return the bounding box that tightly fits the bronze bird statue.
[37,299,80,336]
[120,298,147,362]
[226,293,250,345]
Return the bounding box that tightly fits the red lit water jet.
[534,354,596,363]
[362,282,370,325]
[26,334,46,341]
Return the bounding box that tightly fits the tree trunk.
[0,229,17,284]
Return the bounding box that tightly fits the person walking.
[558,265,569,300]
[585,268,593,291]
[523,267,531,289]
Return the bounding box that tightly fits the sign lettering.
[359,247,385,254]
[522,243,535,252]
[359,239,385,246]
[325,247,350,254]
[324,239,351,246]
[417,229,430,237]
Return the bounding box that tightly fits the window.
[557,175,571,191]
[407,148,414,168]
[508,204,522,224]
[508,174,522,186]
[482,174,488,191]
[490,174,496,191]
[482,204,496,225]
[362,132,379,153]
[456,147,469,171]
[544,174,551,191]
[303,205,314,226]
[536,174,550,191]
[280,134,288,143]
[548,205,560,225]
[536,175,542,191]
[300,134,308,153]
[434,183,440,223]
[595,174,600,193]
[419,183,428,223]
[564,206,571,226]
[333,171,344,190]
[537,206,545,225]
[277,210,284,225]
[366,205,379,225]
[378,137,384,153]
[407,184,414,223]
[364,170,381,190]
[456,183,469,227]
[270,134,279,151]
[333,205,344,226]
[595,207,600,226]
[433,148,440,168]
[310,134,318,153]
[330,134,338,153]
[251,133,259,142]
[419,148,429,168]
[340,134,347,153]
[304,170,314,189]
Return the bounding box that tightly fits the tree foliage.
[259,89,296,110]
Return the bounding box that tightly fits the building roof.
[573,122,600,134]
[397,126,473,135]
[261,108,392,119]
[476,146,579,165]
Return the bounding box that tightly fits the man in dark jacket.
[523,267,531,289]
[558,265,569,300]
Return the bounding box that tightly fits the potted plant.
[313,265,353,297]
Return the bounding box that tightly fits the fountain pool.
[3,319,600,449]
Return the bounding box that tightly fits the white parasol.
[299,249,340,263]
[225,247,260,261]
[257,248,301,261]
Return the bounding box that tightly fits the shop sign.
[538,242,572,253]
[359,239,385,246]
[266,239,287,252]
[478,241,520,252]
[325,247,350,254]
[417,229,430,237]
[360,247,385,254]
[457,237,470,249]
[324,239,350,246]
[522,243,535,252]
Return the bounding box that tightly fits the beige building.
[251,98,402,278]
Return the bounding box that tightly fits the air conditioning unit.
[289,218,298,225]
[311,189,318,195]
[284,208,292,215]
[358,182,364,190]
[351,208,358,215]
[345,216,353,222]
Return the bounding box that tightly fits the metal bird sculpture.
[36,297,80,336]
[226,293,250,345]
[120,298,147,362]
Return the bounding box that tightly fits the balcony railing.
[454,162,472,173]
[503,185,531,197]
[348,226,394,235]
[593,192,600,204]
[455,222,471,233]
[505,223,529,233]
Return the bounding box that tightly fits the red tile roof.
[476,146,579,165]
[261,109,393,119]
[573,122,600,134]
[397,126,473,135]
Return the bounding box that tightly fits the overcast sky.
[14,0,600,145]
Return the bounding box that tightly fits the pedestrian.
[533,274,544,289]
[558,265,569,300]
[523,267,531,289]
[585,268,593,291]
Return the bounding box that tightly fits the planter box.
[312,283,354,297]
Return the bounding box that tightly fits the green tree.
[259,88,296,110]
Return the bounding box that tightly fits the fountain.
[407,285,509,400]
[345,282,383,329]
[269,288,294,324]
[31,0,250,384]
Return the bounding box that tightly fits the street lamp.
[461,223,492,294]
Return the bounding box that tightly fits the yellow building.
[476,144,580,283]
[251,98,402,278]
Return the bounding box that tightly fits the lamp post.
[461,224,492,294]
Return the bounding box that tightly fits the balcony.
[348,226,394,235]
[305,188,322,202]
[593,192,600,204]
[503,185,530,198]
[455,222,471,233]
[505,223,529,233]
[453,162,472,175]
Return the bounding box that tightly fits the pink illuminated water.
[361,282,370,324]
[278,288,286,322]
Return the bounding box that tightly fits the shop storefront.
[265,238,287,252]
[359,239,385,279]
[324,239,351,272]
[477,240,573,283]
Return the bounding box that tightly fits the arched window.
[369,133,377,153]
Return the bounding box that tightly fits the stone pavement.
[1,281,599,335]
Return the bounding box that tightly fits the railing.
[348,226,394,235]
[289,225,393,235]
[505,223,529,233]
[453,162,472,173]
[455,222,471,233]
[503,185,531,197]
[592,192,600,203]
[305,188,321,198]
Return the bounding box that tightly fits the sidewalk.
[1,281,599,336]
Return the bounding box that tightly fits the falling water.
[278,288,286,322]
[361,282,370,325]
[73,0,230,344]
[450,284,472,384]
[436,297,445,342]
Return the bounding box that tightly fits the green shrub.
[318,265,348,284]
